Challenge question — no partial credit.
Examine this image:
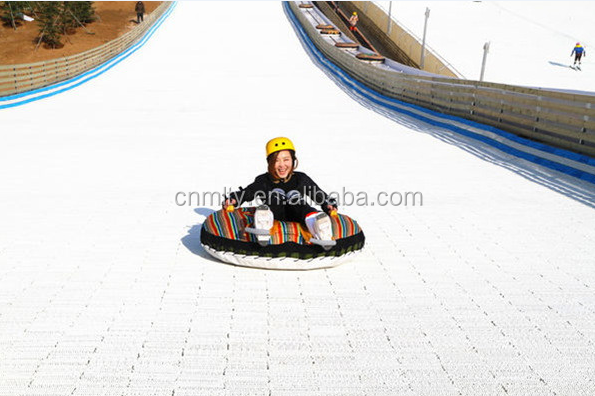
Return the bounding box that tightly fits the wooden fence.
[290,1,595,157]
[0,2,173,97]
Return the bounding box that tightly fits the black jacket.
[229,171,336,209]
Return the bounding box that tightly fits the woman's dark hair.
[267,150,298,179]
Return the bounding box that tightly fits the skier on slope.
[222,137,338,244]
[571,42,586,69]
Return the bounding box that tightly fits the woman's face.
[274,150,293,179]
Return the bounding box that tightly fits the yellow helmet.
[266,137,295,158]
[353,11,357,15]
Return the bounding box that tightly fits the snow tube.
[335,42,359,49]
[320,28,341,36]
[200,207,365,270]
[356,53,385,63]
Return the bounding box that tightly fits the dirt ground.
[0,1,162,65]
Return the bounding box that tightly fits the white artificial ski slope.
[377,1,595,92]
[1,2,595,396]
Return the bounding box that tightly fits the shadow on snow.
[181,207,219,262]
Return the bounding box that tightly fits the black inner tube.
[201,223,365,260]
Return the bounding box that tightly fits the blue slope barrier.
[283,2,595,185]
[0,2,177,109]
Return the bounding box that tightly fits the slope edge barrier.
[0,2,176,108]
[286,1,595,185]
[288,1,595,160]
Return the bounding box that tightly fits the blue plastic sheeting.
[284,1,595,185]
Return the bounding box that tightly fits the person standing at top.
[349,11,359,32]
[135,1,145,23]
[571,42,586,68]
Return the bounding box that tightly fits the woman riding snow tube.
[200,137,365,270]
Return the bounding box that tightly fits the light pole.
[420,7,430,70]
[387,2,393,35]
[480,41,490,82]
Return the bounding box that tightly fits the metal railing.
[0,2,173,97]
[290,1,595,157]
